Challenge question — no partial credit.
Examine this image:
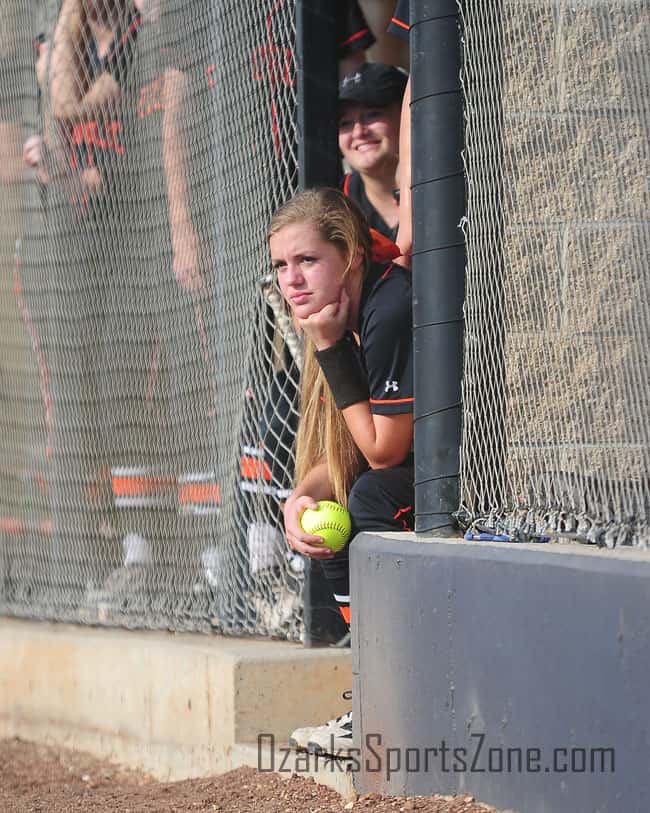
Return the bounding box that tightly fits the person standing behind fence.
[95,0,218,609]
[339,62,407,243]
[269,188,414,756]
[49,0,217,612]
[47,0,143,594]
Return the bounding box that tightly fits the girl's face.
[270,222,354,320]
[338,102,401,177]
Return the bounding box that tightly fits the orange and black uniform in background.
[50,4,216,581]
[252,0,375,194]
[342,170,398,242]
[104,2,217,575]
[48,7,143,572]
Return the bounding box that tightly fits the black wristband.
[314,334,369,410]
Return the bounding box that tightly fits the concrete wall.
[351,533,650,811]
[0,620,351,782]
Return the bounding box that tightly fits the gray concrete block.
[502,113,647,224]
[351,534,650,811]
[503,227,562,331]
[502,5,557,113]
[562,4,650,112]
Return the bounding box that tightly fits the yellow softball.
[300,500,352,553]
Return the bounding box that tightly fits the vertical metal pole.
[295,0,348,645]
[296,0,339,188]
[411,1,466,533]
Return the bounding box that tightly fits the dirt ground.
[0,738,510,813]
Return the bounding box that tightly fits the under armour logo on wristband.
[385,380,399,392]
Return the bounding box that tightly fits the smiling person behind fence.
[268,188,414,757]
[338,62,407,243]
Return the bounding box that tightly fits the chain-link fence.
[1,0,649,641]
[459,1,649,548]
[0,0,303,637]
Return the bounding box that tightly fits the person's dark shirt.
[388,1,410,41]
[342,171,398,242]
[357,260,413,415]
[337,0,376,57]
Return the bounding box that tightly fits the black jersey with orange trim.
[252,0,374,88]
[253,1,375,160]
[357,260,413,416]
[343,171,398,242]
[337,0,376,58]
[133,2,216,134]
[388,0,410,41]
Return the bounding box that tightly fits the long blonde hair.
[267,188,372,505]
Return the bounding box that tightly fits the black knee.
[347,465,414,534]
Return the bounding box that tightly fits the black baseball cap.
[339,62,408,108]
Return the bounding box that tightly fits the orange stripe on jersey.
[369,396,414,405]
[178,481,220,506]
[370,231,401,264]
[339,605,351,624]
[340,27,370,48]
[118,14,142,49]
[343,173,351,196]
[391,17,410,31]
[112,474,175,498]
[393,504,414,531]
[241,455,273,482]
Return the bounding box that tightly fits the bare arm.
[49,0,120,121]
[49,0,86,119]
[395,76,411,268]
[298,289,414,470]
[35,41,50,91]
[162,67,201,291]
[341,407,412,469]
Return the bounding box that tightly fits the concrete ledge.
[351,533,650,812]
[0,619,351,786]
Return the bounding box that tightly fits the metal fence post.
[296,0,348,645]
[411,1,466,533]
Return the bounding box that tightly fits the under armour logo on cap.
[338,63,409,108]
[342,71,363,88]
